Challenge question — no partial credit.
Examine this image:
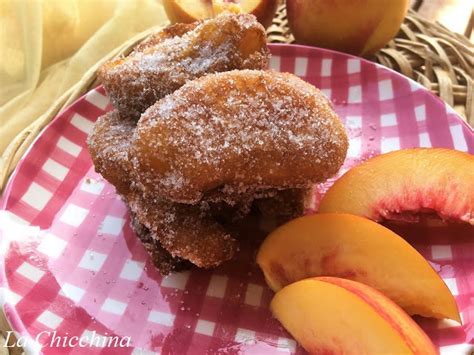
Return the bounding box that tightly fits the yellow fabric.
[0,0,168,155]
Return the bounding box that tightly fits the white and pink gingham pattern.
[1,44,473,355]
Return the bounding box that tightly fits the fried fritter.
[87,112,308,271]
[88,110,239,269]
[129,211,191,275]
[88,111,191,273]
[132,69,349,204]
[89,15,346,274]
[127,191,238,269]
[99,14,269,119]
[131,22,198,54]
[255,188,312,222]
[87,110,135,195]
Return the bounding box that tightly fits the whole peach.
[286,0,409,56]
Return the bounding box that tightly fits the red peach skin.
[319,148,474,225]
[271,277,437,354]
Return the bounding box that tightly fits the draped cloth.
[0,0,168,156]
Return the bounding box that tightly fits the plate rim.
[2,42,473,207]
[0,43,473,354]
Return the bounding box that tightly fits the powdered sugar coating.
[88,110,239,269]
[88,110,313,271]
[127,191,238,269]
[132,22,198,54]
[87,110,135,195]
[99,13,269,119]
[133,70,349,204]
[129,210,191,275]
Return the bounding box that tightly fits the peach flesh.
[163,0,278,28]
[271,277,437,355]
[257,213,460,321]
[319,148,474,225]
[316,277,437,354]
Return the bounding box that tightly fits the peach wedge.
[163,0,278,28]
[271,277,437,354]
[257,213,460,321]
[319,148,474,224]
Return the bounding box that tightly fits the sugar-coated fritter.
[132,70,349,204]
[87,112,308,272]
[88,110,239,269]
[88,111,188,273]
[255,188,312,222]
[99,14,269,119]
[130,212,191,275]
[127,191,238,269]
[131,22,198,54]
[89,14,347,274]
[87,110,134,195]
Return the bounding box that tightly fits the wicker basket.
[0,6,472,194]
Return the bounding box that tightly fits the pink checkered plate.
[1,44,473,355]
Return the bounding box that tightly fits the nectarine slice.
[163,0,278,28]
[319,148,474,224]
[271,277,437,354]
[257,213,460,321]
[163,0,213,24]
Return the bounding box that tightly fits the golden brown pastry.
[255,188,312,222]
[87,110,311,272]
[88,110,239,270]
[129,211,191,274]
[99,13,269,119]
[132,69,349,204]
[87,110,135,195]
[131,22,198,54]
[89,15,348,274]
[126,191,238,269]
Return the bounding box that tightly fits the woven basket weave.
[0,6,472,194]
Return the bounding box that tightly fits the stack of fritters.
[99,13,270,120]
[88,14,348,274]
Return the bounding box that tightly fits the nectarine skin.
[271,277,437,354]
[319,148,474,225]
[237,0,279,28]
[286,0,409,56]
[257,213,460,321]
